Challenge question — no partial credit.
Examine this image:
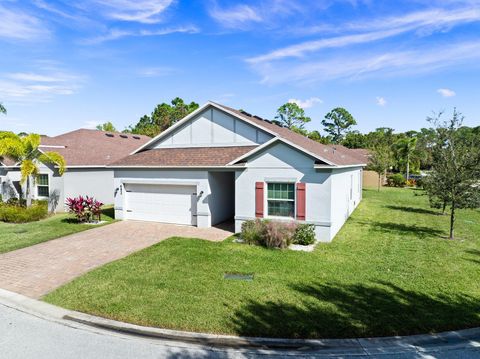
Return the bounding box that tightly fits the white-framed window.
[37,174,49,197]
[267,182,295,218]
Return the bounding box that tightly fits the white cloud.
[209,3,263,29]
[84,25,198,44]
[0,67,84,103]
[0,5,49,40]
[437,88,456,97]
[288,97,323,108]
[376,97,387,106]
[248,7,480,64]
[137,67,177,77]
[91,0,174,24]
[251,41,480,85]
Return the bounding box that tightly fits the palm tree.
[395,137,417,180]
[0,132,66,206]
[0,103,6,115]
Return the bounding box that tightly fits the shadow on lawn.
[464,249,480,265]
[360,221,445,238]
[384,205,441,216]
[231,281,480,339]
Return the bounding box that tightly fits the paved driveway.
[0,221,232,299]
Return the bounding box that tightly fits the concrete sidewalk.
[0,288,479,358]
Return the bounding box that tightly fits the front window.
[37,174,49,197]
[267,183,295,217]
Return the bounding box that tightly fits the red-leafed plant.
[65,195,103,223]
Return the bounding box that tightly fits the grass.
[43,188,480,339]
[0,207,115,254]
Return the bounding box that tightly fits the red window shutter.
[255,182,264,218]
[296,183,306,220]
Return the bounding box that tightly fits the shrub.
[241,219,267,245]
[405,179,417,187]
[65,195,104,223]
[264,221,296,249]
[293,223,316,245]
[415,177,424,188]
[0,202,47,223]
[387,173,406,187]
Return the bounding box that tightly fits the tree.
[424,109,480,239]
[275,102,311,130]
[322,107,356,143]
[127,97,199,137]
[368,145,392,191]
[394,136,417,180]
[0,103,6,115]
[96,122,117,132]
[342,131,367,148]
[0,132,66,207]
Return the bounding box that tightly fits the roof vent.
[132,136,140,140]
[120,134,128,139]
[105,133,114,137]
[240,110,252,117]
[263,119,272,124]
[253,115,263,120]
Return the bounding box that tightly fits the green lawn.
[0,207,115,254]
[44,188,480,339]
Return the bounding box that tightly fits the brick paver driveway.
[0,221,232,299]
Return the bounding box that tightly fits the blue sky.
[1,0,479,136]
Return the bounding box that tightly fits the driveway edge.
[1,288,480,355]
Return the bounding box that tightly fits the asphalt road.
[1,303,480,359]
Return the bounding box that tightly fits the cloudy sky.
[0,0,479,135]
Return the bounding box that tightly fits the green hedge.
[0,201,48,223]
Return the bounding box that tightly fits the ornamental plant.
[65,195,103,223]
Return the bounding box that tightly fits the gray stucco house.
[0,129,150,211]
[111,102,366,242]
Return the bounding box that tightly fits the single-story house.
[110,102,366,242]
[0,129,150,211]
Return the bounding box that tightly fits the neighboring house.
[349,148,389,188]
[110,102,366,242]
[0,129,150,211]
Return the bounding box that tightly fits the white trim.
[130,102,279,155]
[314,164,366,169]
[228,137,337,167]
[121,179,200,186]
[39,145,66,149]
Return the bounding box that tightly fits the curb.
[1,288,480,355]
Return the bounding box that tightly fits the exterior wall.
[208,172,235,225]
[63,169,114,209]
[329,167,363,239]
[363,170,385,188]
[151,108,273,149]
[234,142,333,242]
[113,169,213,227]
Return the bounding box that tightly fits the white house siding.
[152,108,273,148]
[208,171,235,225]
[63,169,114,209]
[234,142,333,242]
[113,169,214,227]
[329,167,363,239]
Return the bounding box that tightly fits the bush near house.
[241,219,316,248]
[387,173,406,187]
[0,200,48,223]
[65,196,104,223]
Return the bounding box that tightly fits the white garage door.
[125,184,197,225]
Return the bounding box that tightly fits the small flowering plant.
[65,195,103,223]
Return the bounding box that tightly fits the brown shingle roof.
[214,103,365,166]
[39,129,151,166]
[111,146,258,167]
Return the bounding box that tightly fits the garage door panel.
[125,184,197,225]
